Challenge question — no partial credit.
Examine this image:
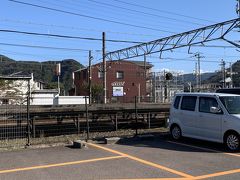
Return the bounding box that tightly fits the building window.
[77,73,81,80]
[2,99,9,105]
[136,72,144,77]
[83,71,87,79]
[98,71,103,79]
[116,71,124,79]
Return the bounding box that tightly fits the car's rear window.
[174,96,181,109]
[181,96,197,111]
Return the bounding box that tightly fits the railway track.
[0,103,170,139]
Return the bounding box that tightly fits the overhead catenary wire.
[2,0,239,69]
[111,0,216,24]
[8,0,176,34]
[0,18,159,38]
[86,0,206,26]
[0,42,100,52]
[0,48,90,58]
[41,0,195,32]
[150,57,233,63]
[0,42,236,67]
[40,0,188,31]
[0,28,237,49]
[0,29,144,44]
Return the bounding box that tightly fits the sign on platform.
[113,86,124,96]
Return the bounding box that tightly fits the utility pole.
[144,53,147,78]
[237,0,240,18]
[229,62,233,88]
[88,50,92,104]
[220,59,226,88]
[154,72,156,103]
[163,70,167,103]
[56,63,61,95]
[195,62,198,91]
[238,0,240,31]
[193,53,204,91]
[102,32,107,104]
[235,0,240,31]
[188,82,192,92]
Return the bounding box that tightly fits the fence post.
[85,96,89,141]
[26,79,30,146]
[77,116,80,135]
[32,117,36,138]
[115,113,118,131]
[135,96,138,136]
[148,112,151,129]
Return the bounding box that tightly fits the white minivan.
[169,93,240,151]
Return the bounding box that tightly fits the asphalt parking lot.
[0,135,239,180]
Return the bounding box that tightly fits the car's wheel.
[171,125,182,140]
[225,132,240,151]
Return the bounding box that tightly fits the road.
[0,135,239,179]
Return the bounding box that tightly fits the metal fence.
[30,109,168,138]
[0,96,28,148]
[0,96,170,148]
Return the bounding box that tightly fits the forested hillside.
[206,60,240,87]
[0,55,84,94]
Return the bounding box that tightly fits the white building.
[0,73,88,105]
[31,90,88,105]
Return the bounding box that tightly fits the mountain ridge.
[0,55,84,94]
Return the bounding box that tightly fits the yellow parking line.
[88,143,194,179]
[167,141,240,158]
[194,168,240,179]
[110,178,191,180]
[0,155,124,174]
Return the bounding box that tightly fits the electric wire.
[8,0,176,34]
[86,0,206,26]
[40,0,187,31]
[0,48,85,58]
[111,0,216,24]
[0,29,144,44]
[0,18,159,38]
[2,28,236,49]
[0,42,100,52]
[0,28,237,49]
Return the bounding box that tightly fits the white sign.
[113,87,124,97]
[111,81,125,87]
[56,63,61,76]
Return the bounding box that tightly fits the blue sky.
[0,0,239,73]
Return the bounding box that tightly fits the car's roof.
[175,92,240,97]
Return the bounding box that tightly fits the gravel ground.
[0,127,169,152]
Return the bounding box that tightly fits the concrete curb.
[73,140,87,149]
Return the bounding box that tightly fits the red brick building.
[72,60,152,103]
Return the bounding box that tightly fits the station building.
[71,60,153,103]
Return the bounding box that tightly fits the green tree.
[91,83,103,103]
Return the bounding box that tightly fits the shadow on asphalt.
[114,133,239,153]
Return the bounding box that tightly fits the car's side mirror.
[210,106,222,114]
